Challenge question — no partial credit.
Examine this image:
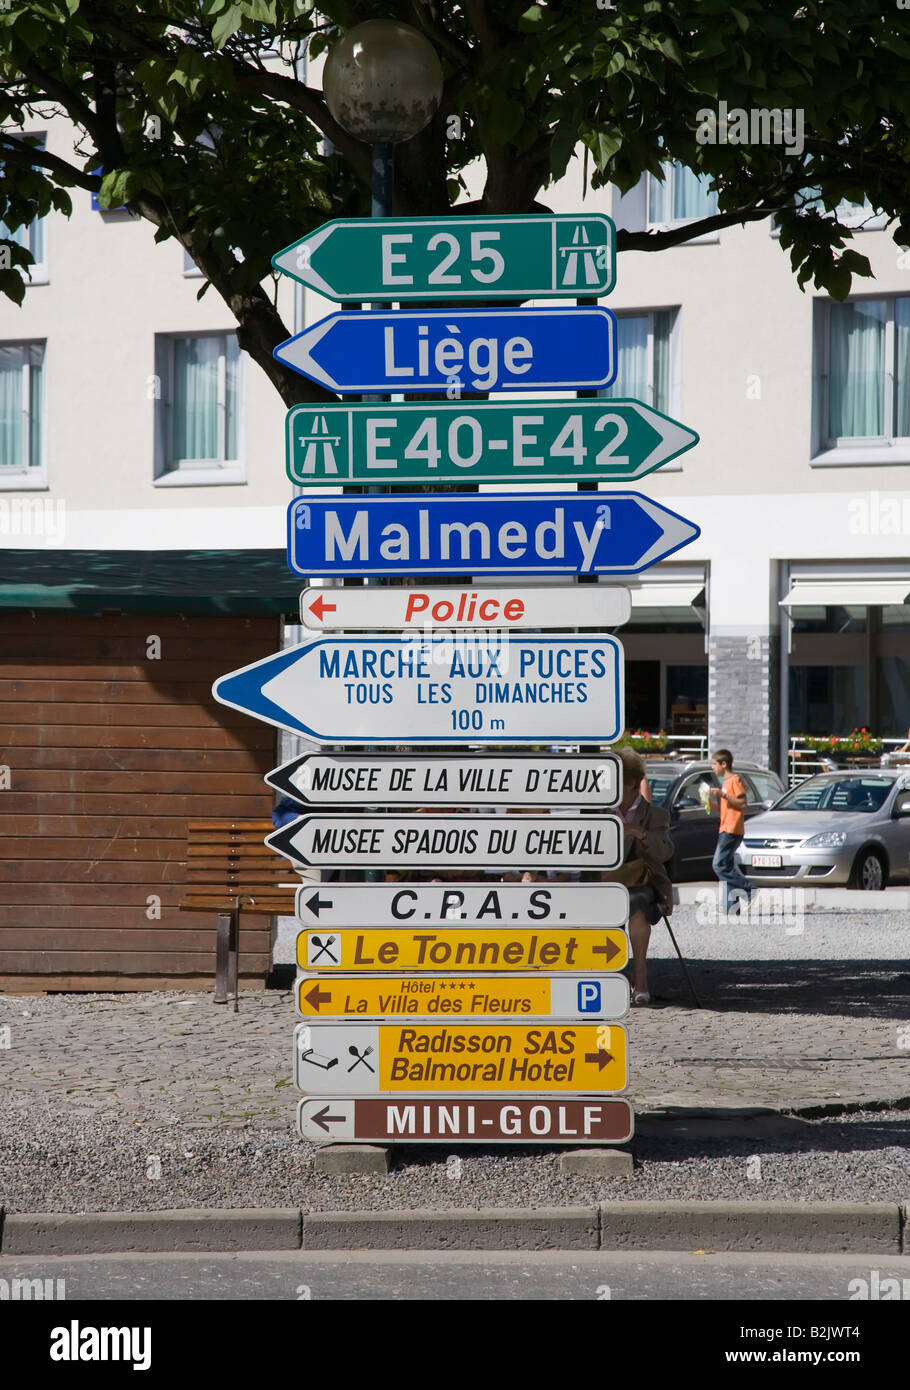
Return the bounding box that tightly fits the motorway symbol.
[297,1096,634,1145]
[293,1021,628,1094]
[297,927,628,973]
[267,812,622,871]
[297,585,631,631]
[294,881,629,929]
[287,491,699,578]
[267,753,621,809]
[271,214,616,300]
[295,973,630,1022]
[285,400,697,486]
[212,633,624,744]
[272,307,616,394]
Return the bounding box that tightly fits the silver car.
[735,770,910,890]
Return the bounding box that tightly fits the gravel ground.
[2,903,908,1214]
[1,1094,909,1214]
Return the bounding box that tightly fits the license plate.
[751,854,782,868]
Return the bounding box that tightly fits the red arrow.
[584,1049,614,1071]
[303,984,333,1011]
[308,595,337,621]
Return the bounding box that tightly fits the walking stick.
[661,913,704,1009]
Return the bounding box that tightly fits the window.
[154,333,243,485]
[675,771,718,811]
[648,164,718,229]
[815,297,910,458]
[742,772,784,806]
[776,190,887,234]
[600,310,674,414]
[612,164,718,243]
[0,342,45,487]
[0,134,48,283]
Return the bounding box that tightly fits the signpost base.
[558,1148,634,1178]
[314,1143,391,1175]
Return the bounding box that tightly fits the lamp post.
[323,22,443,882]
[323,18,444,219]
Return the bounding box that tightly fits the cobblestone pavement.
[1,908,909,1211]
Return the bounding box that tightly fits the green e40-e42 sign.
[285,398,698,487]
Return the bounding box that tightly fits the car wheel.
[849,848,887,891]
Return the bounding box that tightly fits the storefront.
[621,565,708,734]
[779,565,910,741]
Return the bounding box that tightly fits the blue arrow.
[287,491,699,577]
[273,307,616,394]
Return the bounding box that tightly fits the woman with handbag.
[603,747,675,1006]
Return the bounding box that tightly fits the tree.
[2,0,909,407]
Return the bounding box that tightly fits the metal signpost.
[298,585,632,631]
[287,491,700,578]
[218,192,703,1153]
[296,927,628,972]
[212,632,624,745]
[267,752,621,808]
[294,881,630,929]
[267,812,622,872]
[296,1096,633,1145]
[293,1021,628,1094]
[273,306,616,394]
[271,213,616,300]
[296,973,631,1022]
[285,399,698,487]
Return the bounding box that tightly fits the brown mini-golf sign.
[297,1096,634,1145]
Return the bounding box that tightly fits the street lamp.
[323,18,443,216]
[323,22,443,884]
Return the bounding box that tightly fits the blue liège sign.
[287,491,699,578]
[273,307,616,394]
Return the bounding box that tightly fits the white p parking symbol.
[578,981,602,1013]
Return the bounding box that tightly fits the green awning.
[0,549,302,614]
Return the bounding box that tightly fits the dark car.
[645,759,786,881]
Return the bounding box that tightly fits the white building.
[2,111,908,985]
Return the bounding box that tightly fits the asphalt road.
[3,1248,909,1301]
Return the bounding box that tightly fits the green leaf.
[658,36,684,65]
[518,5,545,29]
[211,4,243,49]
[729,7,750,31]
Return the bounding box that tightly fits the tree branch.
[0,136,99,192]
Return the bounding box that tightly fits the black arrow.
[305,891,334,918]
[310,1105,347,1134]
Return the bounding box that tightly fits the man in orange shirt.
[708,748,754,915]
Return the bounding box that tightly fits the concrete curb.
[1,1203,907,1255]
[0,1209,301,1256]
[304,1206,599,1251]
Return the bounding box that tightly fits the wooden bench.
[179,819,298,1010]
